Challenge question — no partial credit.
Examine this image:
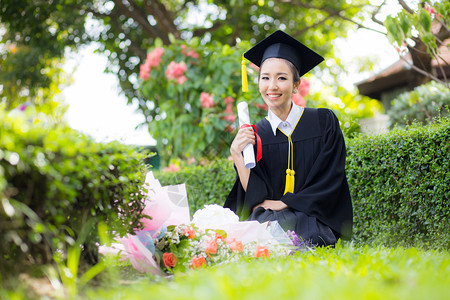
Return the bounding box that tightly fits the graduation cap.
[241,30,324,92]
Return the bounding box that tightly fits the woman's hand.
[253,200,288,212]
[230,126,255,157]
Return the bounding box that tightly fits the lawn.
[81,242,450,300]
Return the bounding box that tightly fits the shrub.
[388,81,450,128]
[158,118,450,249]
[0,109,150,274]
[346,117,450,249]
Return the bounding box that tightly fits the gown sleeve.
[280,108,352,237]
[224,164,268,220]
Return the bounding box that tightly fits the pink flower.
[298,79,310,97]
[139,64,151,80]
[181,44,199,59]
[224,96,235,105]
[200,92,214,108]
[225,103,233,114]
[163,163,180,173]
[165,61,187,85]
[291,93,306,107]
[254,103,268,111]
[181,44,188,55]
[176,75,187,85]
[139,47,165,80]
[146,47,165,68]
[224,113,236,123]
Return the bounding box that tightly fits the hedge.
[0,110,150,274]
[159,117,450,249]
[346,118,450,249]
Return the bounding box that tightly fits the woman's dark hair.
[258,58,301,85]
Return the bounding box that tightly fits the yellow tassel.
[283,169,291,195]
[241,55,248,92]
[283,169,295,195]
[289,169,295,193]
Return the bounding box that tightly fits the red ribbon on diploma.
[240,124,262,163]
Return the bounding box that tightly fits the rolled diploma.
[237,101,256,169]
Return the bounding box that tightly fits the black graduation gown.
[224,108,353,246]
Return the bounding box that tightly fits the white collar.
[267,103,303,136]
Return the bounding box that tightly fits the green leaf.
[419,8,432,32]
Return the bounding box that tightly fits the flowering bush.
[138,39,263,165]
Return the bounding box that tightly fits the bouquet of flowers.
[152,204,293,274]
[99,172,310,274]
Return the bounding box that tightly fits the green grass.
[3,242,449,299]
[83,242,450,300]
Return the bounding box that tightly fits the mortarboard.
[241,30,324,92]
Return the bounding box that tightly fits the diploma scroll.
[237,101,256,169]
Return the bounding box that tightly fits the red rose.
[205,239,218,257]
[254,245,270,258]
[226,238,243,252]
[191,256,207,269]
[183,227,196,239]
[163,252,177,268]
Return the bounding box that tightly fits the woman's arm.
[230,126,255,191]
[253,199,288,211]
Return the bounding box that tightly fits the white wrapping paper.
[237,101,256,169]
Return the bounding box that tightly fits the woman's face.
[259,58,299,113]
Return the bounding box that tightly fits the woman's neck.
[271,102,292,121]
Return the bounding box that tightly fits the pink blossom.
[225,103,233,114]
[181,44,199,59]
[299,79,310,97]
[165,61,187,85]
[291,93,307,107]
[163,163,180,173]
[176,75,187,85]
[224,96,234,105]
[200,92,214,108]
[254,103,268,111]
[181,44,188,55]
[425,5,436,16]
[187,49,199,59]
[224,113,236,123]
[146,47,165,68]
[139,64,151,80]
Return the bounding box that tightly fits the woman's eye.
[261,76,269,80]
[278,77,287,80]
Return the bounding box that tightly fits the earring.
[293,89,298,94]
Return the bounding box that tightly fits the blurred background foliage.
[387,81,450,128]
[1,0,448,165]
[0,0,370,108]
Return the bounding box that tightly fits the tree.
[0,0,370,109]
[380,0,450,88]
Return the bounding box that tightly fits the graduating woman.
[224,30,353,246]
